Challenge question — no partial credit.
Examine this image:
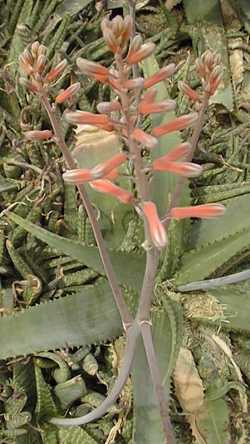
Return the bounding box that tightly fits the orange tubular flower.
[152,113,198,137]
[131,128,158,149]
[179,81,200,102]
[127,42,156,65]
[142,89,158,103]
[63,169,93,184]
[55,83,80,104]
[142,201,167,249]
[153,160,202,177]
[123,78,144,90]
[90,180,133,204]
[76,58,109,83]
[97,101,121,113]
[162,142,191,162]
[91,153,127,179]
[46,59,68,82]
[102,29,118,53]
[144,64,176,89]
[65,111,113,131]
[24,130,53,141]
[170,203,226,219]
[139,99,176,115]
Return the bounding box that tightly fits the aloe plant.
[1,2,250,443]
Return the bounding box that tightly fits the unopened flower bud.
[128,35,143,54]
[24,130,53,141]
[103,28,118,54]
[127,42,155,65]
[142,201,167,249]
[112,15,124,36]
[77,58,109,82]
[144,64,176,89]
[55,82,80,104]
[34,54,47,74]
[162,142,191,162]
[97,100,121,113]
[153,159,202,177]
[170,203,226,219]
[19,77,40,93]
[19,53,33,76]
[123,77,144,89]
[31,41,40,59]
[63,168,93,184]
[46,59,67,82]
[90,179,133,204]
[91,153,127,179]
[37,44,47,57]
[131,128,158,149]
[152,113,198,137]
[179,81,199,102]
[65,111,113,131]
[139,99,176,115]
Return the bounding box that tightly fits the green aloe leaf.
[209,281,250,334]
[7,212,145,291]
[176,194,250,284]
[35,365,58,419]
[195,398,230,444]
[0,281,122,359]
[189,194,250,250]
[58,426,98,444]
[175,226,250,285]
[56,0,93,17]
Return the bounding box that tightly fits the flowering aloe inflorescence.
[18,13,225,441]
[19,19,225,250]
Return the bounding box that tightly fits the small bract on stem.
[18,11,224,443]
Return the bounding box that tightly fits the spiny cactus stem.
[40,94,133,328]
[163,93,210,228]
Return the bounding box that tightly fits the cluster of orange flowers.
[19,15,225,249]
